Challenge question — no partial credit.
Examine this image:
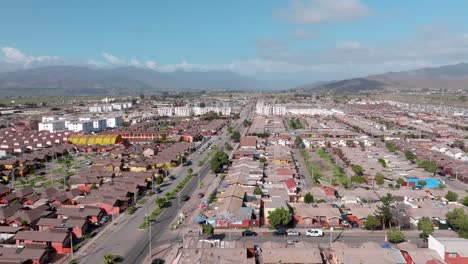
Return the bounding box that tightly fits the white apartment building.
[192,106,232,116]
[157,107,173,117]
[66,120,94,133]
[174,107,191,117]
[38,120,66,133]
[89,102,132,112]
[106,116,124,128]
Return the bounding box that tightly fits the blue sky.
[2,0,468,87]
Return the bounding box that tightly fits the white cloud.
[130,59,141,67]
[102,52,125,64]
[293,29,316,40]
[145,60,157,70]
[1,46,60,65]
[279,0,371,24]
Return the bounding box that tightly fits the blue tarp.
[194,217,206,223]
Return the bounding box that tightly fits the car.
[39,171,46,175]
[197,193,205,198]
[181,195,190,201]
[183,161,192,166]
[287,230,300,236]
[99,215,110,225]
[412,185,422,190]
[287,240,299,245]
[154,187,162,194]
[306,229,324,237]
[341,220,350,227]
[448,177,455,181]
[273,229,287,236]
[169,175,176,180]
[242,230,257,236]
[85,161,93,165]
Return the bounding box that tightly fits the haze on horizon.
[2,0,468,88]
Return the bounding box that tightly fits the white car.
[287,230,300,236]
[306,229,324,237]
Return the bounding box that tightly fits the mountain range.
[0,65,262,96]
[294,63,468,93]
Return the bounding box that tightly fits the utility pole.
[329,227,333,249]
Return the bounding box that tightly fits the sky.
[2,0,468,88]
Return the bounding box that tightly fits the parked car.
[273,229,287,236]
[412,185,422,190]
[242,230,257,236]
[181,195,190,201]
[99,215,110,225]
[183,161,192,166]
[287,230,300,236]
[197,193,205,198]
[305,229,324,237]
[154,187,162,194]
[85,161,93,166]
[169,175,176,180]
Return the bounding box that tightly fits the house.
[321,186,337,197]
[56,205,105,224]
[0,246,50,264]
[37,217,88,238]
[292,203,341,228]
[428,235,468,264]
[263,196,289,226]
[13,228,72,254]
[284,178,298,201]
[240,137,257,149]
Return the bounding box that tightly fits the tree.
[253,187,263,195]
[363,215,381,231]
[199,102,206,108]
[294,136,305,149]
[385,141,397,152]
[259,157,267,163]
[417,217,434,242]
[445,191,459,202]
[210,151,229,173]
[230,131,241,142]
[304,192,314,204]
[418,180,427,188]
[155,176,164,185]
[103,254,123,264]
[243,119,252,127]
[187,168,193,177]
[267,208,290,229]
[156,197,167,209]
[345,140,354,147]
[378,158,387,168]
[202,223,214,236]
[387,228,405,243]
[396,178,405,186]
[68,260,78,264]
[463,196,468,207]
[405,151,416,162]
[446,208,468,238]
[351,175,366,184]
[375,173,385,186]
[352,165,364,176]
[375,193,394,228]
[225,143,233,151]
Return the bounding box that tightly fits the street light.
[329,227,333,249]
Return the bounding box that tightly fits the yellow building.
[68,134,122,146]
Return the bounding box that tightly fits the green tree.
[345,140,354,147]
[68,260,78,264]
[210,151,229,173]
[352,165,364,176]
[363,215,381,231]
[155,176,164,185]
[375,193,394,228]
[405,151,416,162]
[387,228,405,243]
[417,217,434,242]
[253,187,262,195]
[378,158,387,168]
[304,192,314,204]
[225,143,233,151]
[446,208,468,238]
[463,196,468,207]
[396,178,405,186]
[418,180,427,188]
[230,131,241,142]
[259,157,267,163]
[187,168,193,177]
[375,173,385,186]
[445,191,459,202]
[351,175,366,184]
[268,208,290,229]
[243,119,252,127]
[156,197,167,209]
[294,136,305,149]
[103,254,123,264]
[202,223,214,236]
[385,141,397,152]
